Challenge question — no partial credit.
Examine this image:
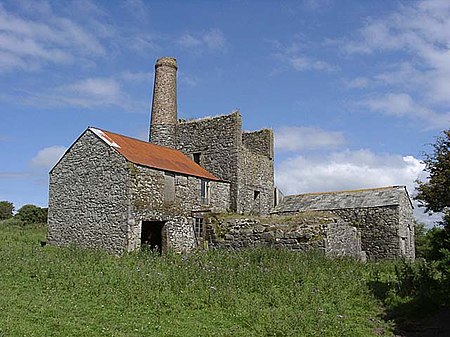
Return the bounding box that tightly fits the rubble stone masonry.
[48,129,230,254]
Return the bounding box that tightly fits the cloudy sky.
[0,0,448,226]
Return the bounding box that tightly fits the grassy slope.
[0,224,393,337]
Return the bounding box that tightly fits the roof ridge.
[90,127,180,152]
[88,127,223,182]
[286,186,403,198]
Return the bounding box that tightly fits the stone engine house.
[150,57,274,215]
[48,56,415,260]
[48,57,274,254]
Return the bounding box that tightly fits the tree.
[415,130,450,215]
[15,204,48,224]
[0,201,14,220]
[415,130,450,305]
[414,222,432,259]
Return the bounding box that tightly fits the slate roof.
[272,186,410,213]
[89,127,221,181]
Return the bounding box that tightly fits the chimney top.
[155,57,177,70]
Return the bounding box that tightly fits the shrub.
[0,217,25,227]
[15,204,47,224]
[0,201,14,220]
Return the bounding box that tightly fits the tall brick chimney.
[149,57,177,148]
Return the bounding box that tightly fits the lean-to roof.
[89,127,221,181]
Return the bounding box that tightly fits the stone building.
[47,56,415,260]
[47,56,273,254]
[47,127,230,254]
[272,186,415,260]
[150,57,275,215]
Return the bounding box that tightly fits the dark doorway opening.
[141,221,165,254]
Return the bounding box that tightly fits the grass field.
[0,222,396,336]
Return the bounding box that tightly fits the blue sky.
[0,0,449,225]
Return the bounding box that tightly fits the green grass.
[0,222,394,336]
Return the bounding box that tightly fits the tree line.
[0,201,47,224]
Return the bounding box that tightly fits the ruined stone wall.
[208,213,363,259]
[48,130,130,254]
[330,206,402,260]
[242,129,274,159]
[238,147,274,215]
[177,112,275,215]
[177,112,241,210]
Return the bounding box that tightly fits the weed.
[0,224,394,336]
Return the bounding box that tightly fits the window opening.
[193,153,201,165]
[254,190,260,200]
[201,179,209,204]
[194,217,204,239]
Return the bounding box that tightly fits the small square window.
[193,153,201,165]
[254,190,260,200]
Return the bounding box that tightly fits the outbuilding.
[272,186,415,260]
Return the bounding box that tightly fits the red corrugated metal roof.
[89,127,221,181]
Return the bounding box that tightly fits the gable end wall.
[330,206,402,260]
[47,130,130,254]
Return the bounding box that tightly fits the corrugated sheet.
[89,128,221,181]
[273,186,407,213]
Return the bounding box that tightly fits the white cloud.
[15,0,53,15]
[275,150,424,196]
[272,40,336,73]
[178,71,198,87]
[345,77,369,89]
[302,0,332,11]
[178,29,226,52]
[0,172,32,179]
[63,77,121,99]
[48,77,138,110]
[12,75,147,112]
[345,0,450,129]
[30,146,67,169]
[360,93,450,129]
[0,4,105,72]
[413,204,443,228]
[120,71,152,83]
[275,126,345,152]
[290,56,336,72]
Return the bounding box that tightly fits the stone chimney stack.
[149,57,178,148]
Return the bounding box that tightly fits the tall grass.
[0,222,393,336]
